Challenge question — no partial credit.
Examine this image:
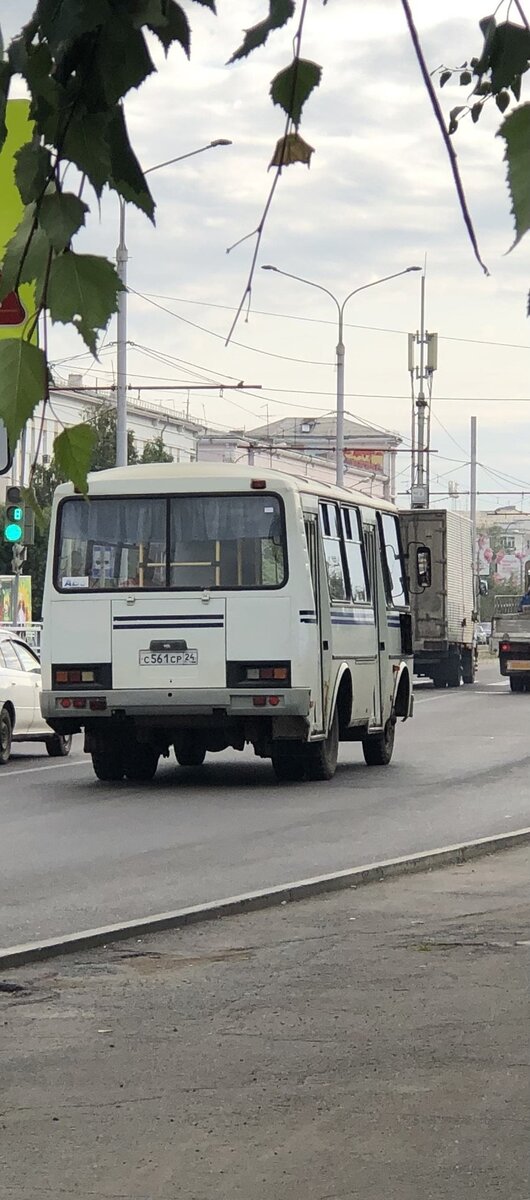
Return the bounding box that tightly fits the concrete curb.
[2,827,530,969]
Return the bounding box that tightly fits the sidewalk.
[1,848,528,1200]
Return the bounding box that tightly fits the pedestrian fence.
[0,621,43,653]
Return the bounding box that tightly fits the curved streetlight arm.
[115,138,231,468]
[262,262,420,488]
[340,267,421,323]
[262,265,341,319]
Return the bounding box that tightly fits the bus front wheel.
[362,719,395,767]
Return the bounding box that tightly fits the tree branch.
[400,0,489,276]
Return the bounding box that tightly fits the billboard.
[0,98,36,341]
[343,448,385,473]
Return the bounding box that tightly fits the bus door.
[363,524,383,726]
[304,515,325,733]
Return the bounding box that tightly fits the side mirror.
[416,545,432,589]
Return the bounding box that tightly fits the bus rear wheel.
[271,741,305,782]
[362,719,395,767]
[124,744,159,782]
[304,708,339,782]
[91,745,125,782]
[174,737,206,767]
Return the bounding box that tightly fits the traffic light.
[3,486,35,546]
[4,486,24,544]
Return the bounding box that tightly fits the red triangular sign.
[0,288,26,326]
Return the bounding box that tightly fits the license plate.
[139,650,198,666]
[508,660,530,671]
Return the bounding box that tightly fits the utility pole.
[115,199,128,468]
[470,415,478,606]
[408,271,438,507]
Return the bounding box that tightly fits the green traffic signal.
[4,521,23,543]
[4,486,24,544]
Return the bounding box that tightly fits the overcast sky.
[1,0,530,509]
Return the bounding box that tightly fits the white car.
[0,634,72,764]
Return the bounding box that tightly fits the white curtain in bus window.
[319,502,347,601]
[169,495,285,588]
[379,513,407,606]
[56,498,166,589]
[340,507,370,603]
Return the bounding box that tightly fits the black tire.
[174,738,206,767]
[510,675,525,693]
[124,744,159,782]
[91,746,125,782]
[0,707,12,765]
[362,719,395,767]
[304,707,339,782]
[446,655,462,689]
[271,741,305,782]
[462,650,476,686]
[46,733,73,758]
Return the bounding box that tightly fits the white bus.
[40,464,413,783]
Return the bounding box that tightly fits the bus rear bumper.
[41,687,312,724]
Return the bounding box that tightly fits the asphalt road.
[2,659,529,949]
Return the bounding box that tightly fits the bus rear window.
[55,494,286,591]
[169,495,285,588]
[56,497,167,590]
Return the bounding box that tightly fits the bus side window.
[319,502,347,601]
[377,513,408,607]
[340,507,370,603]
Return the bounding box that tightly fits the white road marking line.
[0,759,90,779]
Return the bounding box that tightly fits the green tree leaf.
[0,340,46,445]
[439,70,452,87]
[141,434,173,463]
[460,70,472,86]
[496,89,510,114]
[36,0,112,55]
[93,15,155,106]
[47,253,123,354]
[106,107,155,219]
[14,139,51,204]
[0,61,12,151]
[146,0,191,55]
[270,58,322,128]
[489,23,530,93]
[0,205,50,299]
[229,0,295,64]
[39,192,89,252]
[53,423,97,495]
[497,103,530,248]
[61,112,112,198]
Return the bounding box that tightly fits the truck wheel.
[510,675,525,693]
[362,719,395,767]
[462,649,476,685]
[91,746,125,782]
[271,742,305,782]
[124,744,159,782]
[432,670,447,689]
[446,655,462,688]
[304,708,339,781]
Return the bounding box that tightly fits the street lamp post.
[115,139,232,467]
[262,264,421,487]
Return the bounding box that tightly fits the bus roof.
[53,462,397,512]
